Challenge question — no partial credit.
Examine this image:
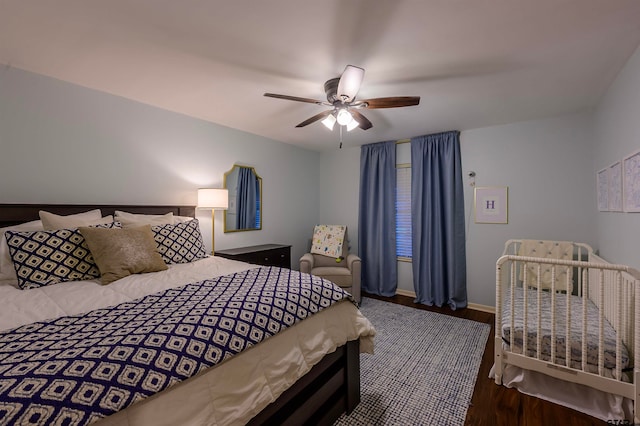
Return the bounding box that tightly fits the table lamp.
[197,188,229,255]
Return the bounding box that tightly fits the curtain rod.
[395,139,411,145]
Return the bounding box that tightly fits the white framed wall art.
[608,161,623,212]
[474,186,508,224]
[623,150,640,212]
[597,168,609,211]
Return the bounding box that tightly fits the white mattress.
[0,256,376,425]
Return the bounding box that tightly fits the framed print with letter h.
[474,186,508,224]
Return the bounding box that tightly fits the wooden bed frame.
[0,203,361,425]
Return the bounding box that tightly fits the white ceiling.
[2,1,640,151]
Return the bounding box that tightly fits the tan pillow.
[40,209,102,230]
[115,211,174,228]
[79,225,168,284]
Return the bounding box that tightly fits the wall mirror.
[223,165,262,232]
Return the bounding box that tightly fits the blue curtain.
[411,131,467,309]
[236,167,257,229]
[358,141,397,296]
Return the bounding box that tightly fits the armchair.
[299,226,361,303]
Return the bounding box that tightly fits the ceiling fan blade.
[336,65,365,103]
[356,96,420,109]
[295,110,333,128]
[264,93,324,105]
[350,110,373,130]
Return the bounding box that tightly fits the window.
[255,192,261,228]
[396,164,412,260]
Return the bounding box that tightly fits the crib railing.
[494,245,640,424]
[589,253,639,363]
[496,255,639,380]
[503,239,593,260]
[502,239,593,295]
[495,248,640,422]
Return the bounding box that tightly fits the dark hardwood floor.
[363,292,609,426]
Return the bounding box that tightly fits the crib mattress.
[501,287,630,371]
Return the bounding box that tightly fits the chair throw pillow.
[310,224,346,259]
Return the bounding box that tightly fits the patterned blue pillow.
[151,219,207,264]
[5,222,119,290]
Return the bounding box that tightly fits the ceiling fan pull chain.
[339,125,343,149]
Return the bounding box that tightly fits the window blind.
[396,165,412,259]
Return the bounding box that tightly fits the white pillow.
[0,219,44,284]
[174,215,195,223]
[40,209,102,230]
[115,211,175,228]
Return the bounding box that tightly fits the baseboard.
[394,289,496,314]
[467,303,495,314]
[395,289,416,298]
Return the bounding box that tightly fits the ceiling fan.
[264,65,420,131]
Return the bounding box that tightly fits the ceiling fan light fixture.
[337,65,365,102]
[346,119,359,132]
[321,113,336,130]
[336,108,353,126]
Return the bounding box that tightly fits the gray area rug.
[335,297,490,426]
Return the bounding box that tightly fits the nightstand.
[215,244,291,269]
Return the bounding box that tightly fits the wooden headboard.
[0,204,196,227]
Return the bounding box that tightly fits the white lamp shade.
[346,119,359,132]
[321,113,336,130]
[336,109,353,126]
[337,65,364,102]
[197,188,229,210]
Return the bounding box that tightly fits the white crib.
[493,239,640,422]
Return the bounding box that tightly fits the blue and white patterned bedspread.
[0,267,351,425]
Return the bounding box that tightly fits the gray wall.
[0,67,321,263]
[318,147,361,254]
[462,113,597,306]
[319,112,597,307]
[593,45,640,267]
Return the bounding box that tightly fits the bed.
[0,204,376,426]
[492,239,640,422]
